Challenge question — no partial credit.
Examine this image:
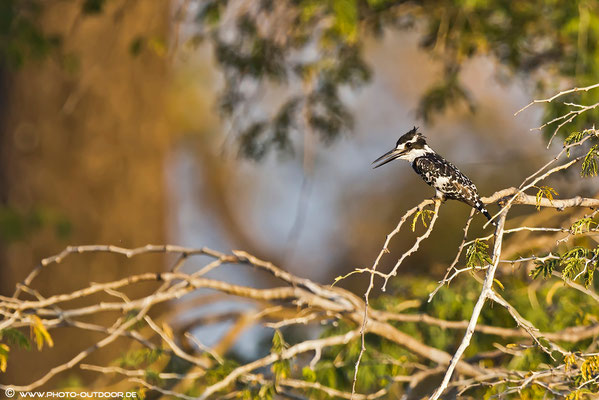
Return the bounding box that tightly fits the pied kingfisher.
[372,126,493,223]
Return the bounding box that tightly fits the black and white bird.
[372,126,494,223]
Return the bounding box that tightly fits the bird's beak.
[372,148,404,169]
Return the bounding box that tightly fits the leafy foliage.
[564,130,587,148]
[237,382,276,400]
[0,206,72,242]
[238,98,299,160]
[530,256,560,280]
[534,186,558,210]
[29,315,53,351]
[195,0,374,160]
[203,359,240,390]
[411,208,434,231]
[531,246,599,287]
[570,217,598,235]
[565,129,599,177]
[191,0,599,157]
[313,321,404,395]
[0,328,31,350]
[0,328,31,373]
[581,144,599,177]
[466,238,493,268]
[271,330,291,380]
[581,355,599,382]
[123,309,146,331]
[0,0,61,68]
[566,356,599,398]
[6,1,599,155]
[417,67,475,122]
[290,271,599,398]
[117,348,164,368]
[419,1,599,135]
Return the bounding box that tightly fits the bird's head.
[372,126,431,168]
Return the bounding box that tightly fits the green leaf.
[581,144,599,177]
[124,309,146,331]
[271,330,286,353]
[331,0,358,43]
[0,328,31,350]
[465,239,492,268]
[417,71,475,122]
[302,366,317,382]
[564,130,585,150]
[258,383,275,400]
[530,257,558,279]
[204,359,239,386]
[584,268,595,288]
[561,247,590,280]
[144,369,163,386]
[198,1,223,25]
[271,330,290,380]
[272,358,291,380]
[570,217,598,235]
[117,348,163,368]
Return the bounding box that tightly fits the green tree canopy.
[195,0,599,157]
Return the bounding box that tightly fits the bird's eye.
[405,142,412,149]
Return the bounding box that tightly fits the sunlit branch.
[514,83,599,116]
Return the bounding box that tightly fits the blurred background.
[1,0,599,390]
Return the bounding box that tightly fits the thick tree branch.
[483,187,599,209]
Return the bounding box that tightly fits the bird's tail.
[474,198,496,226]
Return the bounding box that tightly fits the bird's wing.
[414,156,480,207]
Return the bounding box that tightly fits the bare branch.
[382,199,442,290]
[514,83,599,116]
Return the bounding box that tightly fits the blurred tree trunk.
[0,0,171,387]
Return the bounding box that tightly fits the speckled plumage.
[373,127,493,223]
[411,153,491,219]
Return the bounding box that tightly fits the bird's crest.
[396,126,425,147]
